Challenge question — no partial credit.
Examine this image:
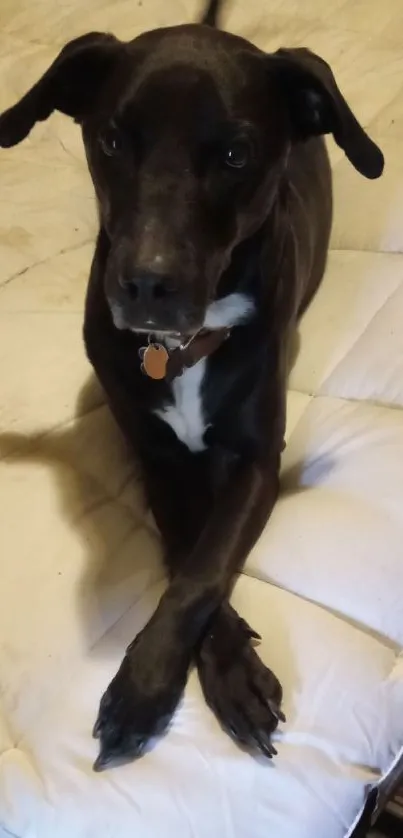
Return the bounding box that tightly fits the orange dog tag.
[139,342,169,380]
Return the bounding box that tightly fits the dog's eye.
[224,140,250,169]
[99,126,122,157]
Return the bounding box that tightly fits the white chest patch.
[155,359,207,452]
[153,292,254,452]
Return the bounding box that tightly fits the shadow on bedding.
[0,374,163,655]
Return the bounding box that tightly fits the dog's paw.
[197,610,285,758]
[93,630,190,771]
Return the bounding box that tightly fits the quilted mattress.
[1,1,403,837]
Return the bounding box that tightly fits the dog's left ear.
[0,32,124,148]
[270,47,384,179]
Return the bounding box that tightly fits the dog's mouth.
[110,290,256,341]
[110,303,205,340]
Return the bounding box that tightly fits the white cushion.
[1,1,403,837]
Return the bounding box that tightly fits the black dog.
[0,0,383,771]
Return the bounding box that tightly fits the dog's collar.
[138,328,231,382]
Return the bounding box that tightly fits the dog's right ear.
[0,32,124,148]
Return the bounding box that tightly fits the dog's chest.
[151,293,255,452]
[154,360,207,452]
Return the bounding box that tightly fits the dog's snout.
[120,271,177,305]
[110,256,203,333]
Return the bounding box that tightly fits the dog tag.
[139,342,169,380]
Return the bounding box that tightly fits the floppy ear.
[0,32,123,148]
[270,47,384,179]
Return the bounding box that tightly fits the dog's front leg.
[94,456,282,769]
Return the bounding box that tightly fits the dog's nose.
[120,271,176,305]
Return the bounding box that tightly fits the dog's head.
[0,0,383,335]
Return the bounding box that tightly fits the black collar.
[139,328,231,382]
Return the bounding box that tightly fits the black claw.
[93,736,147,773]
[93,752,108,772]
[253,727,278,759]
[267,700,286,723]
[255,739,272,758]
[248,628,262,641]
[92,717,102,739]
[238,617,261,641]
[260,743,274,759]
